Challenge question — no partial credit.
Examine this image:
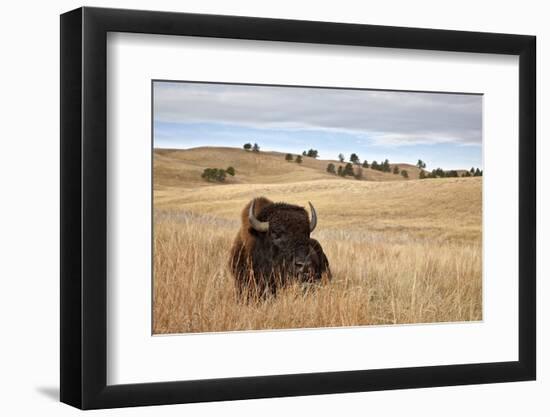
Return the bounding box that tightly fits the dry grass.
[153,150,482,334]
[154,147,422,188]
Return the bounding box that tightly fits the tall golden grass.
[153,157,482,334]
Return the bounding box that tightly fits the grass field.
[153,147,482,334]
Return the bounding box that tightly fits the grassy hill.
[153,147,428,189]
[152,145,482,334]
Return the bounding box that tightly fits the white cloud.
[154,81,482,146]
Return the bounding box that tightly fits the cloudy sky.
[153,81,482,170]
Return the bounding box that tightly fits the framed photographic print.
[60,7,536,409]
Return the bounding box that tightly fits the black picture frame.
[60,6,536,410]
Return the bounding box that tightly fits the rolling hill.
[154,146,427,189]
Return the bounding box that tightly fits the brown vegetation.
[153,148,482,334]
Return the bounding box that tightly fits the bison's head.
[248,199,319,281]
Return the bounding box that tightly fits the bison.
[229,197,331,299]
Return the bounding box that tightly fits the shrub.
[285,153,294,161]
[362,160,369,168]
[337,166,344,176]
[226,166,235,176]
[401,170,409,179]
[326,163,336,174]
[243,143,252,151]
[295,155,303,163]
[201,168,226,182]
[392,165,400,175]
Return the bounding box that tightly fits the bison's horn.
[249,199,269,232]
[308,201,317,232]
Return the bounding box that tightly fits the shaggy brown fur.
[230,197,330,300]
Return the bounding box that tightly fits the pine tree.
[432,168,445,178]
[306,149,319,158]
[243,143,252,151]
[343,163,354,176]
[326,163,336,174]
[252,143,260,152]
[338,153,345,163]
[295,155,303,163]
[401,170,409,179]
[393,165,400,175]
[350,153,360,164]
[362,160,369,168]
